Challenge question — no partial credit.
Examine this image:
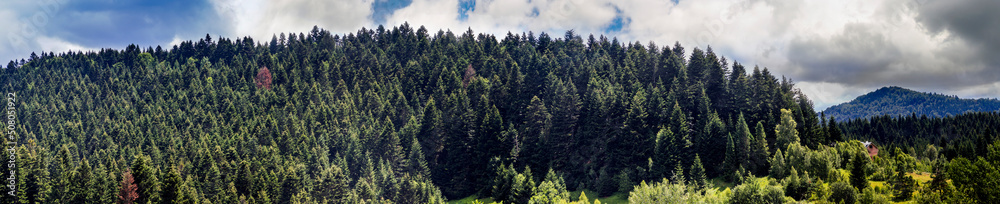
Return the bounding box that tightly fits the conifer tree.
[770,149,787,180]
[689,155,707,189]
[160,166,183,204]
[851,151,870,191]
[119,169,139,204]
[751,121,771,175]
[776,109,800,150]
[132,154,160,204]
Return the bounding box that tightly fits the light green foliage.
[828,181,857,204]
[529,169,570,204]
[628,178,730,204]
[729,177,784,204]
[784,167,812,201]
[492,164,535,204]
[775,109,799,150]
[769,149,787,180]
[859,187,890,204]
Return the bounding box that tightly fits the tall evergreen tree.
[750,122,771,175]
[132,154,160,204]
[776,109,800,150]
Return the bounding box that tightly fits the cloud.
[917,0,1000,64]
[36,35,91,53]
[212,0,374,39]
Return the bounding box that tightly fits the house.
[861,141,879,159]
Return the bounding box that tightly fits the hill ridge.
[824,86,1000,121]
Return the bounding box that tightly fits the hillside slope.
[824,86,1000,121]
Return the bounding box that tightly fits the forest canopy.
[2,24,993,204]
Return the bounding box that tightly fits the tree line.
[4,23,985,203]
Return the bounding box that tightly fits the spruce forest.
[1,24,997,203]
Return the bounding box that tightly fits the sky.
[1,0,998,110]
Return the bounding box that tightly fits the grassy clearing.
[907,172,932,184]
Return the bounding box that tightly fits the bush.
[783,168,811,200]
[829,182,857,204]
[628,178,730,204]
[731,177,784,204]
[858,187,890,204]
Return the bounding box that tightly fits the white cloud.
[36,35,91,53]
[211,0,374,39]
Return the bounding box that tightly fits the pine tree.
[733,113,754,175]
[723,132,740,182]
[851,151,870,191]
[770,149,787,180]
[119,169,139,204]
[160,166,184,204]
[669,102,692,167]
[524,96,553,172]
[70,159,95,203]
[419,98,444,167]
[776,109,799,150]
[700,111,727,177]
[653,127,674,179]
[690,155,707,189]
[407,138,430,178]
[751,121,770,175]
[828,116,843,142]
[131,154,159,204]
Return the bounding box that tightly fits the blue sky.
[1,0,998,110]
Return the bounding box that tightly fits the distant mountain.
[823,86,1000,121]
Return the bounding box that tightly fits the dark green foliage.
[948,151,1000,203]
[0,24,826,202]
[839,111,1000,160]
[784,167,812,201]
[825,86,1000,122]
[132,155,159,204]
[491,163,534,204]
[160,166,184,204]
[850,151,870,191]
[750,122,770,175]
[829,181,857,204]
[689,155,707,189]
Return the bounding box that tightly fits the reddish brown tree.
[462,64,476,87]
[255,66,272,89]
[119,169,139,204]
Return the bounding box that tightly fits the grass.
[907,172,933,184]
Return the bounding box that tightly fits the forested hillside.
[824,86,1000,121]
[0,24,993,204]
[839,111,1000,160]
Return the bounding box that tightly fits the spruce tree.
[751,121,771,175]
[770,149,787,180]
[850,151,870,191]
[690,155,708,189]
[132,154,160,204]
[159,166,183,204]
[776,109,800,150]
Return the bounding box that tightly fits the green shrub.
[828,182,857,204]
[731,177,784,204]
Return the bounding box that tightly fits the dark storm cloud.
[787,23,905,85]
[916,0,1000,64]
[786,0,1000,90]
